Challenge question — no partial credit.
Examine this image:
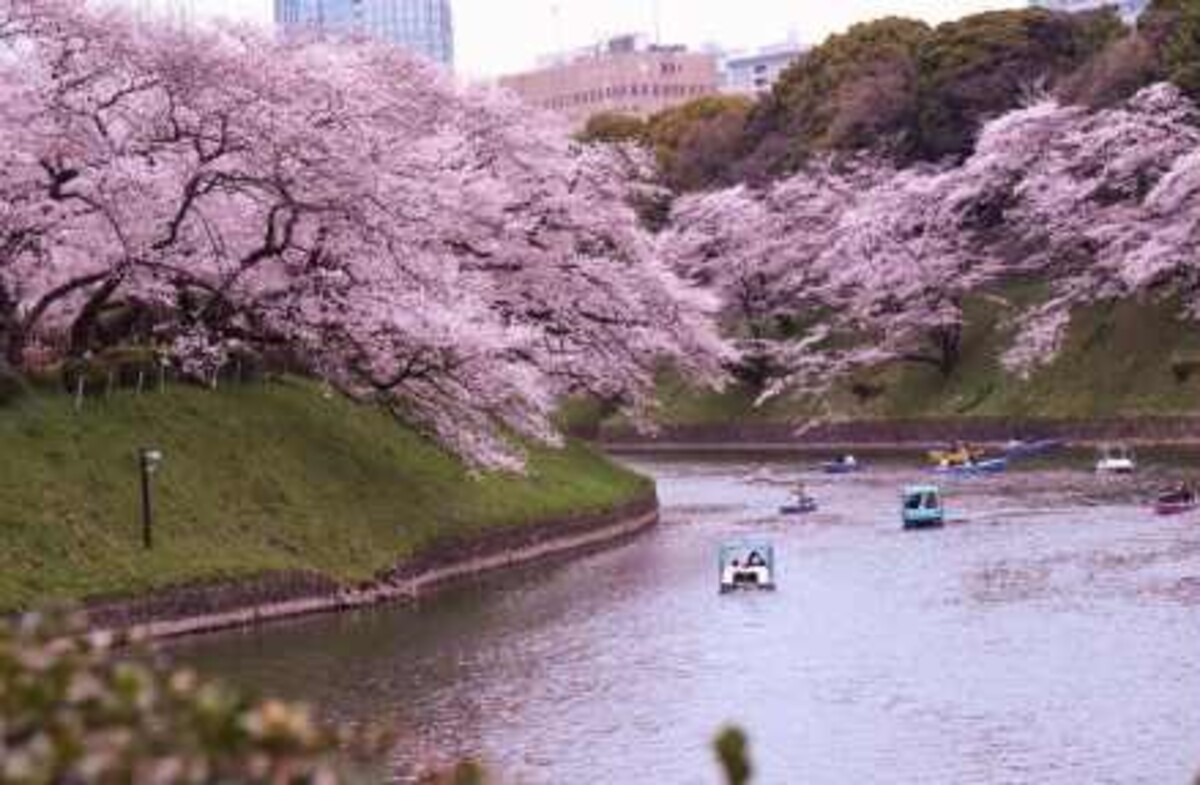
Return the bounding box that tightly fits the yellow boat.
[927,444,986,467]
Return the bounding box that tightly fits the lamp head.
[140,448,163,472]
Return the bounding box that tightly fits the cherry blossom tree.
[662,156,981,392]
[664,82,1200,394]
[0,0,726,467]
[661,162,884,390]
[988,84,1200,373]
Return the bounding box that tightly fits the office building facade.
[275,0,454,67]
[721,42,807,95]
[498,35,719,127]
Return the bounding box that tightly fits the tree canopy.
[1146,0,1200,97]
[663,84,1200,394]
[739,8,1128,176]
[742,17,931,176]
[0,0,727,467]
[581,6,1192,191]
[913,8,1123,160]
[645,96,754,191]
[577,97,754,192]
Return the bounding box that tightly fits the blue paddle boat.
[1002,438,1063,460]
[902,485,945,530]
[933,456,1007,476]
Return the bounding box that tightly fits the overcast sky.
[151,0,1023,78]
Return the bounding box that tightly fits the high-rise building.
[275,0,454,67]
[124,0,196,28]
[1029,0,1150,22]
[498,35,719,127]
[721,42,807,96]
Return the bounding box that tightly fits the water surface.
[169,455,1200,784]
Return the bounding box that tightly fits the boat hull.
[822,463,860,475]
[1097,463,1135,474]
[719,582,777,593]
[903,516,945,530]
[720,569,776,592]
[934,458,1008,476]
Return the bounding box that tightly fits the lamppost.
[138,447,164,550]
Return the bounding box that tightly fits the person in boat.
[931,442,970,467]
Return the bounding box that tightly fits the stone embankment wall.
[598,417,1200,451]
[86,495,658,641]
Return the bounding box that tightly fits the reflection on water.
[168,456,1200,784]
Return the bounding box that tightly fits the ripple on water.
[167,457,1200,785]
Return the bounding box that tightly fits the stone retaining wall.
[85,494,659,642]
[598,417,1200,451]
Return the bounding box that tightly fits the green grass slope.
[841,294,1200,420]
[0,379,650,612]
[601,294,1200,433]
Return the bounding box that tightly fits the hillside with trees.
[581,0,1200,427]
[586,1,1196,188]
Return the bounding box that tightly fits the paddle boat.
[902,485,945,530]
[933,455,1008,476]
[1155,483,1199,516]
[822,454,862,475]
[1002,438,1064,460]
[1096,444,1136,475]
[779,484,818,515]
[719,541,777,592]
[928,443,985,468]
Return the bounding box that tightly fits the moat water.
[169,454,1200,784]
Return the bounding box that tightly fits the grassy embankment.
[0,378,651,613]
[594,291,1200,433]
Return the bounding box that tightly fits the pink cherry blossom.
[0,0,727,466]
[665,83,1200,389]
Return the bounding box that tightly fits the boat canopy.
[904,485,941,499]
[719,541,775,569]
[902,485,944,526]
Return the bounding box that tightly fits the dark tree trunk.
[0,284,24,370]
[899,323,963,377]
[933,324,962,377]
[0,286,28,402]
[3,330,26,370]
[66,276,123,359]
[730,351,778,392]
